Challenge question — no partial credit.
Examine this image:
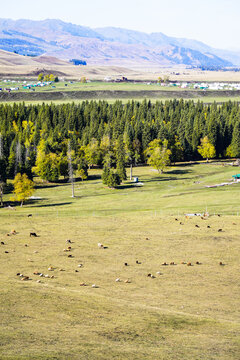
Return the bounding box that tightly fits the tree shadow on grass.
[166,169,192,175]
[117,184,138,189]
[143,176,191,183]
[31,202,72,208]
[87,174,102,181]
[34,183,68,190]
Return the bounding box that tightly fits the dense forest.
[0,99,240,184]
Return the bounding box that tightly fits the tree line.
[0,99,240,188]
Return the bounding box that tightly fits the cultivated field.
[0,163,240,359]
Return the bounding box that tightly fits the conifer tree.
[116,136,127,181]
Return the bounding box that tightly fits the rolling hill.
[0,18,239,67]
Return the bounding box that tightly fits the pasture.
[0,163,240,359]
[1,80,240,104]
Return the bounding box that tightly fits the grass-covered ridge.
[0,163,240,359]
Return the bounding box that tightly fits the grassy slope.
[0,163,240,359]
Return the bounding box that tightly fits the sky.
[1,0,240,50]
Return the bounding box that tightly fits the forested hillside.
[0,99,240,183]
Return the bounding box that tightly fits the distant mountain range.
[0,18,240,67]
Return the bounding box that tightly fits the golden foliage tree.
[197,136,216,162]
[145,139,171,173]
[11,173,34,206]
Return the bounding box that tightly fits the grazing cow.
[170,262,176,265]
[136,260,141,264]
[195,225,200,228]
[181,261,186,264]
[115,278,121,282]
[162,262,168,266]
[175,218,178,221]
[180,222,184,225]
[98,243,104,249]
[28,214,32,217]
[7,229,17,236]
[187,262,192,266]
[124,279,131,283]
[207,225,211,228]
[68,254,73,258]
[147,273,152,277]
[21,276,29,281]
[124,263,128,266]
[30,232,38,237]
[80,283,86,286]
[1,241,4,245]
[219,261,224,266]
[218,229,223,232]
[196,261,201,265]
[66,239,72,243]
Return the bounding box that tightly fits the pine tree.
[229,121,240,157]
[102,165,110,185]
[116,136,127,181]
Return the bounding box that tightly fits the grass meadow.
[0,162,240,359]
[1,81,240,105]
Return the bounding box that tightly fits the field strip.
[30,281,240,326]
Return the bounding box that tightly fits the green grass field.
[0,81,189,92]
[0,163,240,359]
[3,96,240,107]
[1,81,240,105]
[0,81,184,93]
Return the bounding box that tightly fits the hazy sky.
[1,0,240,50]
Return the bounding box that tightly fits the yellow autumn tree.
[11,173,34,206]
[197,136,216,162]
[145,139,171,173]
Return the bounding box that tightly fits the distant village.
[159,81,240,90]
[1,78,240,92]
[0,79,54,92]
